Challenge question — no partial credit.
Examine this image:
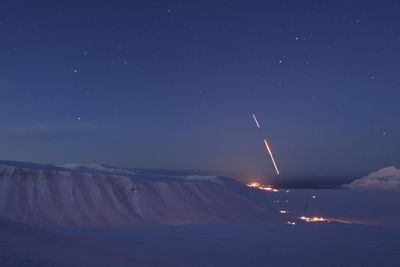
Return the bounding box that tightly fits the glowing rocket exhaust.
[263,138,280,175]
[252,113,280,176]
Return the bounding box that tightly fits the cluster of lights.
[247,182,335,225]
[286,216,330,226]
[299,216,329,223]
[247,182,279,192]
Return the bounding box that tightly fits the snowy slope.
[55,163,137,176]
[347,166,400,190]
[0,161,277,226]
[0,215,138,266]
[55,224,400,267]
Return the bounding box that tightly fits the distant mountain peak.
[348,166,400,190]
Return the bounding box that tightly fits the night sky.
[1,0,399,178]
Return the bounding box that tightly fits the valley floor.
[1,188,400,266]
[54,223,400,267]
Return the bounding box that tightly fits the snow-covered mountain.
[55,163,137,176]
[347,166,400,190]
[0,161,277,226]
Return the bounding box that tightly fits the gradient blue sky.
[1,0,399,177]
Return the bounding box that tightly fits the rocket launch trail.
[252,114,261,128]
[252,113,280,176]
[263,138,280,176]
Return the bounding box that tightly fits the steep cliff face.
[0,161,276,226]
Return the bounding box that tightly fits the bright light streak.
[250,114,281,176]
[247,182,260,188]
[246,182,279,192]
[280,210,288,214]
[299,216,328,223]
[263,138,280,175]
[287,221,296,225]
[252,114,261,128]
[298,216,354,224]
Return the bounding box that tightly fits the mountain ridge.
[0,160,278,227]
